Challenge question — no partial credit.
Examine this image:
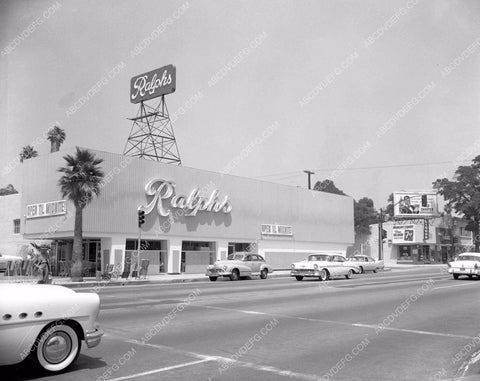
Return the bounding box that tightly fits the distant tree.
[19,145,38,162]
[433,155,480,251]
[0,184,18,196]
[313,179,347,195]
[58,148,104,282]
[354,197,379,236]
[47,124,66,153]
[384,193,395,220]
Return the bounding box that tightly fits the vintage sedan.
[448,252,480,280]
[0,283,103,374]
[347,255,384,273]
[205,252,273,281]
[291,253,359,281]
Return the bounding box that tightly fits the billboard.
[393,192,438,218]
[130,64,176,103]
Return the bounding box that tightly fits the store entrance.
[51,239,100,277]
[125,239,167,275]
[181,241,216,273]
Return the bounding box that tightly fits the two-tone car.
[448,252,480,280]
[0,283,103,374]
[206,252,273,281]
[347,255,384,274]
[291,253,360,281]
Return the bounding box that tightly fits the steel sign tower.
[123,65,182,165]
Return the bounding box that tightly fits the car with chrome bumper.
[347,255,384,273]
[291,253,359,281]
[0,283,103,374]
[206,252,273,281]
[448,252,480,280]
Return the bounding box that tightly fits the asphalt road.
[3,268,480,381]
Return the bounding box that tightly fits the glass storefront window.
[399,245,411,260]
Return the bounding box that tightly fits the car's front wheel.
[209,276,217,281]
[453,273,459,280]
[260,269,268,279]
[295,276,303,281]
[345,269,353,279]
[230,269,240,281]
[31,323,81,373]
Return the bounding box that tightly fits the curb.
[56,271,293,289]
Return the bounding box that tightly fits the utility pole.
[378,208,384,260]
[304,170,315,190]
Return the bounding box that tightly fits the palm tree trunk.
[71,205,84,282]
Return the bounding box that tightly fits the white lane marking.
[127,339,324,380]
[238,310,266,315]
[198,305,475,340]
[105,359,212,381]
[433,283,478,290]
[352,323,473,339]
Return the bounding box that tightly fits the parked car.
[448,252,480,280]
[291,253,359,281]
[0,283,103,373]
[0,253,22,273]
[205,252,273,281]
[347,255,384,273]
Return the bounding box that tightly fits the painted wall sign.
[130,65,176,103]
[26,200,66,219]
[140,179,232,217]
[392,224,415,244]
[261,224,293,236]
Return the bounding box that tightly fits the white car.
[0,284,103,373]
[291,253,360,281]
[448,252,480,280]
[347,255,384,273]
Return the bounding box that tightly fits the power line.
[254,160,472,179]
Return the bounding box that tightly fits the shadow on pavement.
[0,354,106,380]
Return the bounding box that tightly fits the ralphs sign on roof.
[130,65,176,103]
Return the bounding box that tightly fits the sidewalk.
[0,264,447,289]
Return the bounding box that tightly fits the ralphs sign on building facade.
[130,64,176,103]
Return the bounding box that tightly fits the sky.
[1,0,479,208]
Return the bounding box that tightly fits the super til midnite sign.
[130,64,176,103]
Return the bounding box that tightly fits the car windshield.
[308,255,329,261]
[458,255,480,261]
[227,254,245,260]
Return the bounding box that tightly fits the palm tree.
[19,145,38,163]
[58,148,104,282]
[47,124,66,153]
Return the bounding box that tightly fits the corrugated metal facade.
[19,147,354,272]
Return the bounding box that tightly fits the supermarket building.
[13,147,354,276]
